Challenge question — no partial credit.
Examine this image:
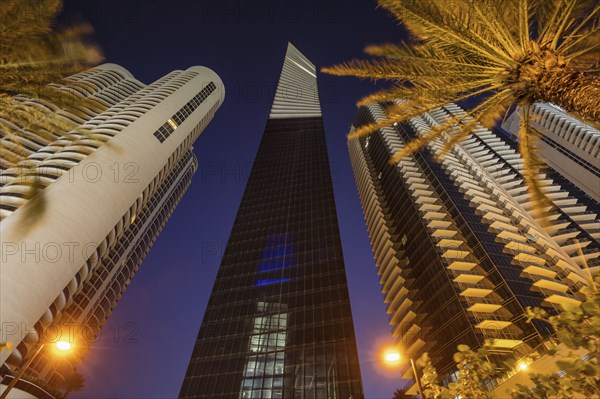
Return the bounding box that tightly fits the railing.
[489,336,560,391]
[461,295,499,306]
[478,324,524,341]
[471,312,505,324]
[538,287,578,299]
[522,272,564,288]
[448,268,483,278]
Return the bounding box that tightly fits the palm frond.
[324,0,600,222]
[378,0,515,65]
[517,0,531,50]
[557,4,600,54]
[0,0,103,233]
[322,59,409,82]
[518,105,554,226]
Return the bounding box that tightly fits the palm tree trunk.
[536,68,600,124]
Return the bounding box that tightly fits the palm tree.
[415,274,600,398]
[1,0,103,231]
[392,387,415,399]
[323,0,599,220]
[60,369,85,398]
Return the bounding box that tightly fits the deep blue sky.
[60,1,410,398]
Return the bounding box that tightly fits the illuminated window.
[153,82,216,143]
[240,302,287,398]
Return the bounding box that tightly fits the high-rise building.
[179,43,364,399]
[501,103,600,201]
[349,102,598,390]
[0,64,224,392]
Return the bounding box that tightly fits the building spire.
[269,42,321,119]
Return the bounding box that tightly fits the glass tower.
[179,43,364,399]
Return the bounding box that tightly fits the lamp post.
[0,341,72,399]
[408,357,425,399]
[383,348,426,399]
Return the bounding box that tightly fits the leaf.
[457,344,471,352]
[454,352,466,362]
[581,300,600,317]
[0,0,104,229]
[556,330,580,349]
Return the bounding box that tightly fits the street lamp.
[0,341,73,399]
[382,348,426,399]
[384,350,401,363]
[55,341,72,352]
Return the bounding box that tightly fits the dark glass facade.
[350,105,568,381]
[180,48,363,398]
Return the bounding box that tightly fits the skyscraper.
[179,43,364,399]
[349,102,598,389]
[501,102,600,202]
[0,64,224,391]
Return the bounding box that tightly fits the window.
[153,81,216,143]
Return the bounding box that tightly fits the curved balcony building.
[502,102,600,202]
[0,63,224,389]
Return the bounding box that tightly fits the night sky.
[59,1,410,398]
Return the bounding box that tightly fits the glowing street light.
[381,347,426,399]
[0,340,74,399]
[518,361,528,371]
[55,340,72,351]
[384,350,401,364]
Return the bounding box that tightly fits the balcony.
[490,339,524,349]
[437,239,465,248]
[415,196,437,205]
[479,327,525,348]
[513,252,546,266]
[504,240,537,254]
[447,260,478,271]
[551,227,580,243]
[409,182,431,191]
[460,287,493,297]
[399,310,417,328]
[412,188,435,197]
[468,302,503,313]
[472,313,513,330]
[462,294,500,306]
[442,249,470,259]
[423,211,447,220]
[489,220,519,233]
[419,203,442,212]
[572,249,600,265]
[521,265,557,279]
[497,229,527,243]
[561,270,591,287]
[427,219,452,229]
[454,273,485,284]
[560,238,591,254]
[386,285,409,311]
[540,289,582,307]
[450,265,484,280]
[431,229,458,238]
[406,337,426,358]
[476,320,513,329]
[528,275,569,293]
[482,211,512,224]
